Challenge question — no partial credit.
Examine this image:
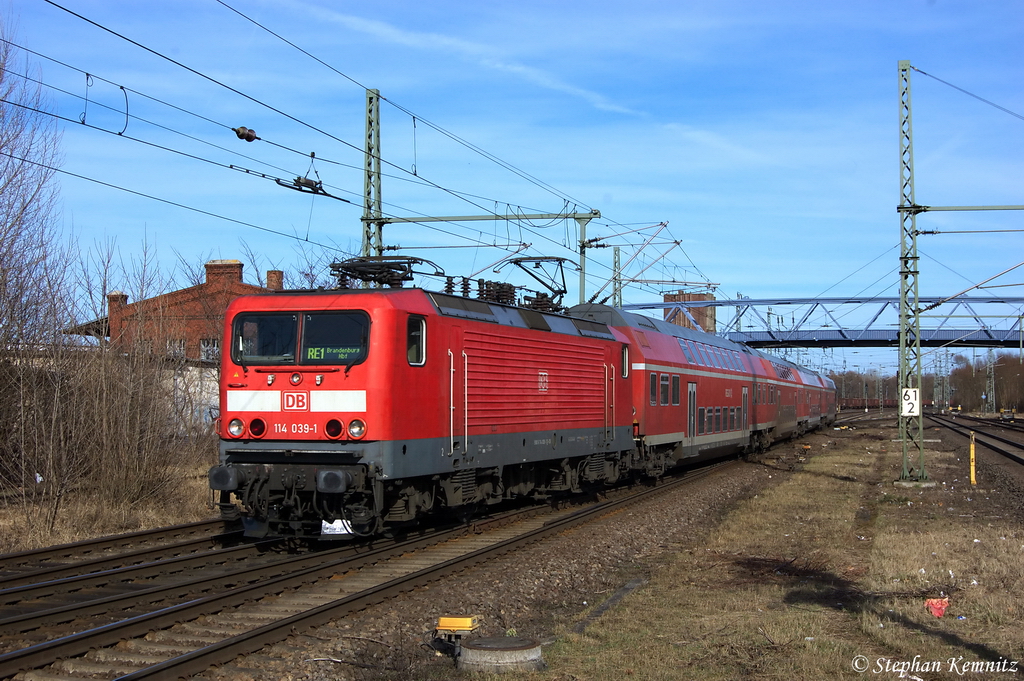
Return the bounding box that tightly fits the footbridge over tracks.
[622,296,1024,349]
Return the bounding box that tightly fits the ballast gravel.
[198,445,809,681]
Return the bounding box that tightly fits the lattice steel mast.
[362,89,384,257]
[897,60,927,481]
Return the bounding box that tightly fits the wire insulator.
[234,126,258,142]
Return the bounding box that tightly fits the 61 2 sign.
[900,388,920,417]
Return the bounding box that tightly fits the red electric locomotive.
[209,288,835,538]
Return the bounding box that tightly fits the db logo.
[283,391,309,411]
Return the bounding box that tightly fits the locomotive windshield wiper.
[344,325,369,375]
[237,335,248,373]
[344,355,359,375]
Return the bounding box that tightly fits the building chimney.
[204,259,244,288]
[266,270,284,291]
[106,291,129,344]
[663,291,716,333]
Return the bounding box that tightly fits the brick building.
[71,260,283,432]
[99,260,282,362]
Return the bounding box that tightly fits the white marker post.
[900,388,920,417]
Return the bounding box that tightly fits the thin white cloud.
[287,1,640,115]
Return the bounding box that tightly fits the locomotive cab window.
[302,312,370,366]
[234,314,298,364]
[407,316,426,366]
[233,311,370,366]
[621,345,629,378]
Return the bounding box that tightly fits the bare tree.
[0,22,102,543]
[0,22,63,347]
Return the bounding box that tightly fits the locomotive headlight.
[227,418,245,437]
[347,418,366,439]
[290,372,302,385]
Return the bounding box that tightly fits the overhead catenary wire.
[206,0,679,291]
[2,45,590,241]
[0,149,346,249]
[0,93,342,199]
[33,3,676,301]
[2,73,563,259]
[209,0,666,294]
[0,146,523,259]
[910,65,1024,123]
[40,0,544,227]
[211,0,595,212]
[6,42,617,284]
[1,35,609,221]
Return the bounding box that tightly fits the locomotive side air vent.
[571,318,614,339]
[429,293,498,323]
[519,308,552,331]
[635,316,658,330]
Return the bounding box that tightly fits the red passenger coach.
[570,305,836,464]
[209,289,835,539]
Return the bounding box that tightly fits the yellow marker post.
[970,431,976,485]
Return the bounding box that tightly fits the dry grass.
[0,460,217,553]
[494,424,1024,680]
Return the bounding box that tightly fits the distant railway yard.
[1,415,1022,680]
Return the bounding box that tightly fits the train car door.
[687,382,697,452]
[448,326,466,457]
[742,386,749,434]
[603,346,616,444]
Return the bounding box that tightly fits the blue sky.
[9,0,1024,373]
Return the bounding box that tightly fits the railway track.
[925,412,1024,465]
[0,461,733,680]
[0,520,234,582]
[934,411,1024,436]
[834,411,894,427]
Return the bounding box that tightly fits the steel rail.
[0,529,245,590]
[925,413,1024,465]
[117,462,733,680]
[0,519,227,572]
[0,539,389,637]
[0,462,733,679]
[0,538,282,626]
[938,411,1024,436]
[0,505,542,677]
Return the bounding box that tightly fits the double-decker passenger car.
[209,289,835,538]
